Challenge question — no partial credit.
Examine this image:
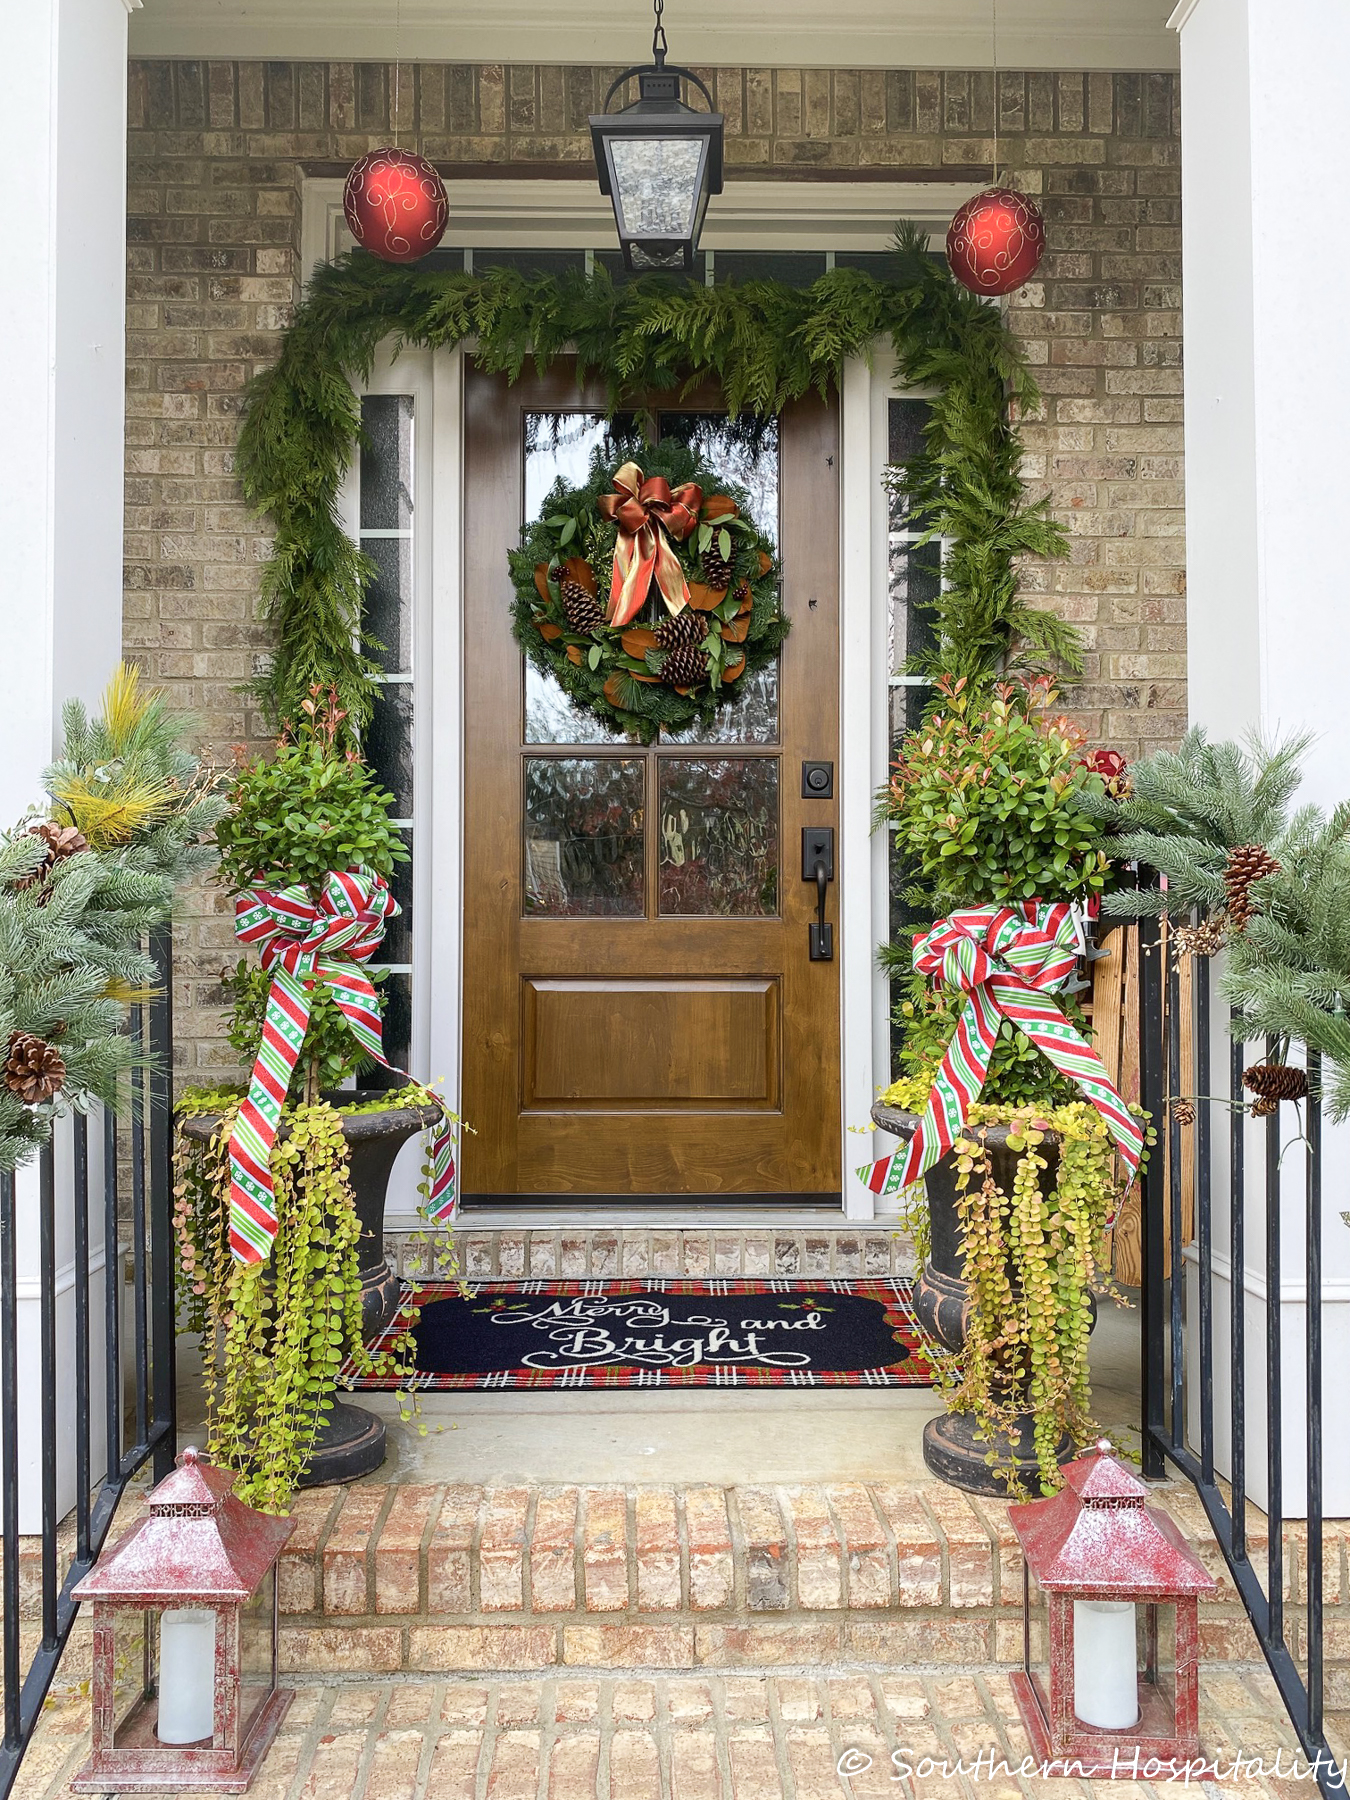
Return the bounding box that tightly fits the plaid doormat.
[345,1277,933,1392]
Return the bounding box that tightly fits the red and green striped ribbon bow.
[859,902,1142,1208]
[226,866,457,1264]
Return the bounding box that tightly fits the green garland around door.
[236,223,1074,739]
[510,439,784,741]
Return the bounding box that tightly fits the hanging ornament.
[946,186,1046,296]
[342,148,448,264]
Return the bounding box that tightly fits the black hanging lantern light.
[589,0,723,272]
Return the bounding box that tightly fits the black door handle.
[802,827,834,961]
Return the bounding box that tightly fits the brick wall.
[124,60,1183,1082]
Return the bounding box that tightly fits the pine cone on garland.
[656,610,703,651]
[17,822,90,891]
[4,1032,67,1106]
[1169,1097,1197,1128]
[700,543,735,590]
[1224,843,1281,932]
[1242,1062,1308,1117]
[661,643,709,687]
[561,577,606,635]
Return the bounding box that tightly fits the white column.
[1,0,137,1529]
[1174,0,1350,1515]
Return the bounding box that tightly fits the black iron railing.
[0,927,176,1799]
[1139,913,1334,1793]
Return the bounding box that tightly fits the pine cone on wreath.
[700,543,735,590]
[1242,1062,1308,1117]
[1169,1098,1196,1129]
[1224,843,1281,932]
[4,1032,67,1106]
[561,577,606,635]
[661,643,709,687]
[656,610,703,651]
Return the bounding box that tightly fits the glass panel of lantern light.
[610,137,703,240]
[153,1606,217,1748]
[238,1567,278,1747]
[1151,1602,1178,1713]
[107,1608,156,1749]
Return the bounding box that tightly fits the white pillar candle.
[1073,1599,1140,1731]
[156,1607,217,1745]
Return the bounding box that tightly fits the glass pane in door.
[524,757,645,916]
[657,413,780,745]
[523,412,637,745]
[658,757,779,917]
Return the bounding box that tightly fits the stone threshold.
[268,1478,1317,1679]
[388,1224,919,1283]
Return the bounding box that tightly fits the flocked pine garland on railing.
[236,223,1074,736]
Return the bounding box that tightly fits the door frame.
[323,231,925,1225]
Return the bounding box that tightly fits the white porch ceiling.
[129,0,1178,73]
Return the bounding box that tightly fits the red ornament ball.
[946,187,1046,296]
[343,147,449,264]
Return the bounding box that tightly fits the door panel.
[523,979,779,1109]
[462,363,841,1200]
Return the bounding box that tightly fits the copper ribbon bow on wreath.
[225,866,457,1264]
[597,462,703,629]
[857,901,1143,1218]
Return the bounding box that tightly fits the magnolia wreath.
[509,441,786,742]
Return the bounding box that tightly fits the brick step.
[389,1223,918,1283]
[25,1665,1318,1800]
[275,1478,1308,1679]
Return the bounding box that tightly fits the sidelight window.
[357,394,415,1077]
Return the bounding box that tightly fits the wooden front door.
[461,363,841,1200]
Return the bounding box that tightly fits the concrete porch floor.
[178,1294,1142,1489]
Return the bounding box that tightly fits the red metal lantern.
[70,1449,294,1793]
[1008,1443,1217,1780]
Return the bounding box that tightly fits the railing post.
[148,923,176,1480]
[1137,910,1167,1480]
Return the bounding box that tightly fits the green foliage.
[1093,727,1310,918]
[236,233,1075,735]
[882,1073,1143,1495]
[1219,803,1350,1119]
[173,1098,425,1512]
[510,437,783,742]
[221,960,382,1096]
[0,669,223,1172]
[215,741,406,899]
[213,687,407,1094]
[882,231,1074,684]
[890,961,1088,1110]
[878,674,1110,917]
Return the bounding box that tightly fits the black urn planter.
[180,1091,440,1488]
[872,1101,1091,1497]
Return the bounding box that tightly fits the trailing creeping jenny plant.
[175,687,436,1511]
[879,676,1146,1493]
